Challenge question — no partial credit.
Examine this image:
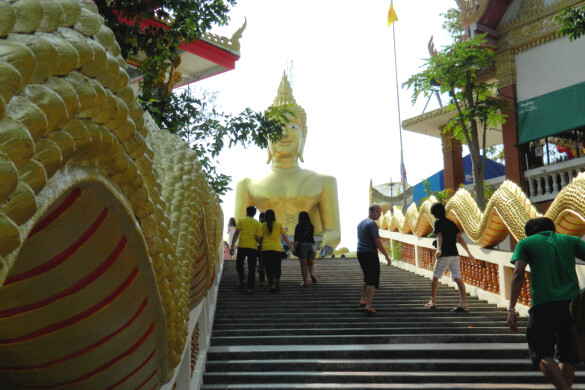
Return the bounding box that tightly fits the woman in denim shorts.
[294,211,317,287]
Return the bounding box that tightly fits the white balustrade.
[525,156,585,203]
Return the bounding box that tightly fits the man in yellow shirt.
[230,206,261,293]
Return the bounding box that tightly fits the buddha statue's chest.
[249,173,322,211]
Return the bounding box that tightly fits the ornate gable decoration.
[456,0,489,27]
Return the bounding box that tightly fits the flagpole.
[390,0,408,212]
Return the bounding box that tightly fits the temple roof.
[402,106,503,148]
[124,18,245,90]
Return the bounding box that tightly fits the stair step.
[202,384,585,390]
[205,358,535,371]
[209,333,525,345]
[211,321,525,330]
[206,343,530,360]
[202,370,585,384]
[212,326,520,336]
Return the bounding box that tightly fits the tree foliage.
[95,0,234,95]
[555,5,585,41]
[441,8,465,42]
[403,35,508,210]
[95,0,288,195]
[143,88,291,195]
[418,180,453,207]
[486,144,505,165]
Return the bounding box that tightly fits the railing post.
[499,264,512,300]
[415,243,424,269]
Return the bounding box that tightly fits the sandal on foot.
[310,274,318,283]
[425,302,437,310]
[451,306,469,312]
[365,307,376,314]
[300,282,308,287]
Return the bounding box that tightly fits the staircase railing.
[380,231,535,314]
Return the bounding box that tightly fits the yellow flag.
[387,4,398,26]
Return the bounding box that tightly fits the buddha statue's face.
[268,117,304,161]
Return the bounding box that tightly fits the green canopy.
[518,82,585,144]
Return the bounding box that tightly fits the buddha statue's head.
[267,72,308,164]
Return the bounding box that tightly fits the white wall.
[516,36,585,101]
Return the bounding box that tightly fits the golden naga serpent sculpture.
[382,174,585,247]
[0,0,222,387]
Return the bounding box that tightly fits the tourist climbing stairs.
[201,259,585,389]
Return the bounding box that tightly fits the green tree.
[555,5,585,41]
[95,0,235,98]
[169,87,293,194]
[441,8,465,42]
[418,180,453,207]
[403,35,508,210]
[486,144,505,165]
[95,0,287,195]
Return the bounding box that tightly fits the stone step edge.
[201,384,585,389]
[206,358,530,364]
[208,342,527,353]
[203,371,585,377]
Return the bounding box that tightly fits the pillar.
[495,50,522,250]
[441,127,464,193]
[499,84,524,189]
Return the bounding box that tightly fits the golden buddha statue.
[234,73,341,248]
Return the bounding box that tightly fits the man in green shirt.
[508,217,585,390]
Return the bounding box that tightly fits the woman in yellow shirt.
[256,209,293,293]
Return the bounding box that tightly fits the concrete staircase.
[201,259,584,389]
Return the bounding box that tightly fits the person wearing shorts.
[356,204,391,315]
[294,211,318,287]
[426,203,475,312]
[508,217,585,390]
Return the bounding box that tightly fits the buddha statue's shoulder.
[237,169,337,189]
[287,169,338,189]
[312,170,338,186]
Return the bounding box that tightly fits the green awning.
[518,81,585,144]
